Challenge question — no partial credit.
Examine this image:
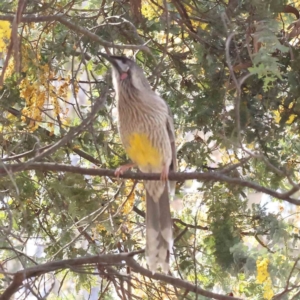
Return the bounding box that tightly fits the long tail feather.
[145,182,172,273]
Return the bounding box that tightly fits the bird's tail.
[145,181,173,273]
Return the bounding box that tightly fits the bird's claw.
[114,163,136,178]
[160,165,169,181]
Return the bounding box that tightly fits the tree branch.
[0,14,150,52]
[19,87,108,165]
[0,252,243,300]
[0,162,299,205]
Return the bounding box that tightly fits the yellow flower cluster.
[272,100,297,125]
[141,0,163,20]
[256,257,274,300]
[140,1,205,59]
[20,75,47,131]
[0,21,11,52]
[3,57,14,81]
[19,56,73,132]
[90,222,107,241]
[141,0,206,32]
[183,4,206,30]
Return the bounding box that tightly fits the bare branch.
[20,86,108,165]
[0,252,243,300]
[0,162,299,205]
[126,257,243,300]
[0,14,150,52]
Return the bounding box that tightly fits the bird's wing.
[166,104,177,173]
[166,105,177,196]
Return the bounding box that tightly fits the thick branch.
[0,161,299,204]
[0,162,299,205]
[0,252,242,300]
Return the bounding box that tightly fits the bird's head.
[98,53,151,92]
[108,56,135,81]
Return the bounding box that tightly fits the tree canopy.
[1,0,300,299]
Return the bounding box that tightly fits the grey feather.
[146,183,172,273]
[104,55,176,273]
[166,106,177,196]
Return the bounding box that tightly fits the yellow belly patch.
[126,133,162,168]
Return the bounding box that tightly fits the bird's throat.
[120,72,128,80]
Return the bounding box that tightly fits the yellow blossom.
[19,46,76,132]
[0,21,11,52]
[141,0,163,20]
[95,223,106,232]
[256,257,274,300]
[4,58,14,80]
[263,278,274,300]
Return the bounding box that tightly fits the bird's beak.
[98,52,119,69]
[98,52,129,77]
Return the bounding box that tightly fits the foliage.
[1,0,300,299]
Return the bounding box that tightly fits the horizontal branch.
[0,251,242,300]
[0,162,299,205]
[0,14,150,52]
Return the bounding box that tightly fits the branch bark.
[0,252,243,300]
[0,14,150,52]
[20,87,108,165]
[0,162,299,205]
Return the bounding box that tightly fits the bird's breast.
[125,133,163,169]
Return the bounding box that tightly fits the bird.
[99,53,177,273]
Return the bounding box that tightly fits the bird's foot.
[160,164,169,181]
[115,163,136,178]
